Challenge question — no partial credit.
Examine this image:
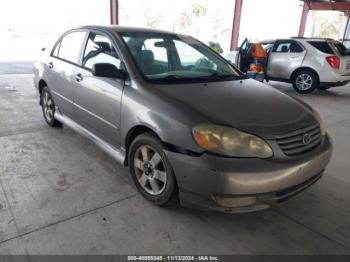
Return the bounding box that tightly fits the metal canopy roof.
[301,0,350,12]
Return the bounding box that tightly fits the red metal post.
[298,1,309,37]
[230,0,243,51]
[110,0,119,25]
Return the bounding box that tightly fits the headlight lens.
[192,123,273,158]
[312,109,326,137]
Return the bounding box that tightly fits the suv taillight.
[326,56,340,69]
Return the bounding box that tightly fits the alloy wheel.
[295,73,313,91]
[43,91,55,122]
[133,145,167,195]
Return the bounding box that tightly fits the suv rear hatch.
[328,40,350,76]
[308,40,350,76]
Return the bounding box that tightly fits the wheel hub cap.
[143,162,154,177]
[43,92,54,121]
[134,145,167,195]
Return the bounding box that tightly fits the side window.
[58,32,86,64]
[290,41,303,52]
[82,32,121,69]
[308,41,335,55]
[262,43,274,53]
[275,42,292,53]
[274,41,303,53]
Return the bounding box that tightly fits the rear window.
[308,41,334,55]
[331,41,350,56]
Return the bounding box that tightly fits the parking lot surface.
[0,63,350,255]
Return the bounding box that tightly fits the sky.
[0,0,346,61]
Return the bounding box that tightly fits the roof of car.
[76,25,179,35]
[291,37,332,41]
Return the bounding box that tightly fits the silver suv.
[34,26,332,212]
[223,37,350,93]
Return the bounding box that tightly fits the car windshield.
[119,32,244,83]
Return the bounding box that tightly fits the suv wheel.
[128,133,178,206]
[41,86,62,127]
[292,70,318,94]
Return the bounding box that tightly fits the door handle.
[74,73,83,82]
[48,62,54,69]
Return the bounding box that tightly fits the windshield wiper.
[202,72,245,80]
[151,75,200,83]
[149,72,245,84]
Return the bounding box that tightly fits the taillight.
[326,56,340,69]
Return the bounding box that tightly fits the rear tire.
[292,70,318,94]
[41,86,62,127]
[128,133,178,206]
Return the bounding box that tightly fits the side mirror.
[92,63,127,79]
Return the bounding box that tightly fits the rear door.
[267,40,306,79]
[46,31,87,118]
[72,30,124,148]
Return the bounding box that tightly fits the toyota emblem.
[302,133,312,145]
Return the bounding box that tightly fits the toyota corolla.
[34,26,332,212]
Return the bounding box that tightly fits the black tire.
[128,133,178,206]
[292,69,318,94]
[41,86,62,127]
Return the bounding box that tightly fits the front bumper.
[165,134,332,213]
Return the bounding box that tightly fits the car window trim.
[81,29,124,72]
[50,29,88,68]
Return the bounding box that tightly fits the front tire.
[41,86,62,127]
[292,70,318,94]
[128,133,178,206]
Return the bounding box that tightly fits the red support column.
[230,0,243,51]
[298,1,309,37]
[110,0,119,25]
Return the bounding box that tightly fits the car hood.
[154,79,317,139]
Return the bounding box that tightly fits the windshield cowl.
[148,73,246,84]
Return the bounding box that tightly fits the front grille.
[276,124,321,156]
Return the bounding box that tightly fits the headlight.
[312,109,326,137]
[192,123,273,158]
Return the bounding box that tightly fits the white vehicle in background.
[222,37,350,94]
